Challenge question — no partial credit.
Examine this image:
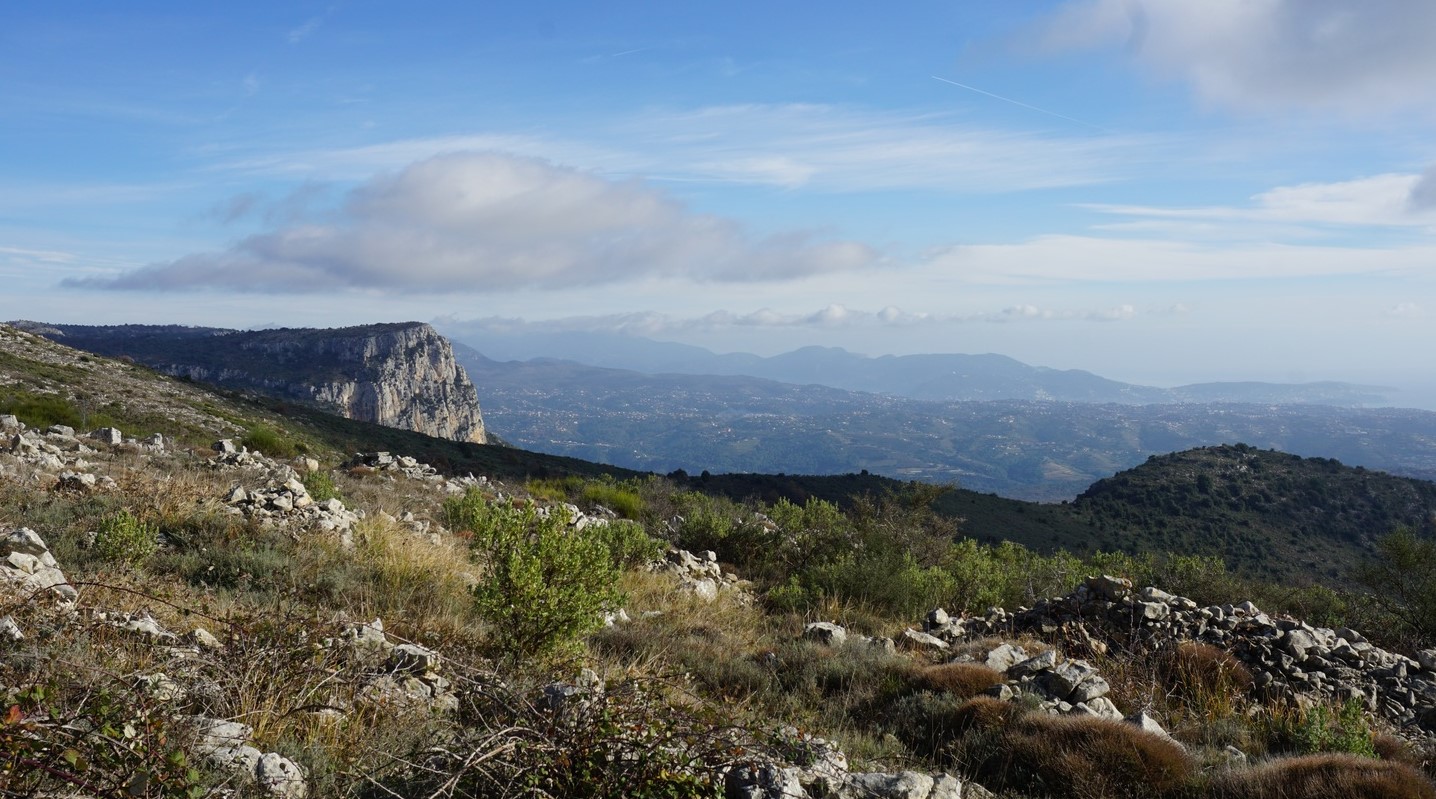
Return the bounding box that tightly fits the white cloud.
[923,234,1436,284]
[69,152,879,294]
[1084,172,1436,229]
[1040,0,1436,115]
[442,302,1145,339]
[1388,302,1423,317]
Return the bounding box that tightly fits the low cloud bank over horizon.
[67,152,879,294]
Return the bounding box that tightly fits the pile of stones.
[924,575,1436,741]
[649,547,753,603]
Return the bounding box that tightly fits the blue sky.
[5,1,1436,400]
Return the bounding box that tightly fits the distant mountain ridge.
[456,346,1436,500]
[439,328,1393,406]
[15,321,487,443]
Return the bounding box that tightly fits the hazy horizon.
[6,2,1436,402]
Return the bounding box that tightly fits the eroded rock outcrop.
[17,321,486,444]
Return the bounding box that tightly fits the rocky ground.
[4,324,1436,798]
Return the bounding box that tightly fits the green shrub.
[581,482,645,520]
[0,681,206,798]
[1265,700,1376,758]
[1356,527,1436,644]
[94,509,158,568]
[444,490,624,658]
[589,519,664,570]
[239,424,296,458]
[0,390,115,431]
[302,470,340,503]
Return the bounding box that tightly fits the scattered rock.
[803,622,848,647]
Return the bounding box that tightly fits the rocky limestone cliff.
[15,321,486,444]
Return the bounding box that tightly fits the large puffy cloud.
[1039,0,1436,114]
[70,152,879,293]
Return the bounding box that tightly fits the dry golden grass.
[914,662,1005,699]
[959,711,1195,799]
[1208,753,1436,799]
[1163,642,1255,719]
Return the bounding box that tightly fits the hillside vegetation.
[460,349,1436,499]
[5,324,1436,798]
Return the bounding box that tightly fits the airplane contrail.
[931,75,1107,131]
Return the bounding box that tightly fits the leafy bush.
[1356,527,1436,644]
[0,682,205,798]
[302,470,340,503]
[1264,700,1376,758]
[589,519,664,570]
[444,490,624,658]
[93,509,158,568]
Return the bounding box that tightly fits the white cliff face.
[294,325,486,444]
[40,322,487,444]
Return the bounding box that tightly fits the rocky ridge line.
[13,321,486,444]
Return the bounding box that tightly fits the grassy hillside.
[5,323,1436,797]
[0,324,641,484]
[7,323,1433,589]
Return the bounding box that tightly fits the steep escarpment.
[15,321,486,443]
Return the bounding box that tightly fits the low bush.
[302,470,340,503]
[1208,753,1436,799]
[581,481,645,520]
[93,509,158,568]
[1262,699,1376,758]
[384,677,744,799]
[914,663,1006,699]
[1161,642,1254,719]
[239,424,296,458]
[957,712,1194,799]
[444,490,624,658]
[0,680,205,798]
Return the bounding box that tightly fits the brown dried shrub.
[1208,752,1436,799]
[915,662,1005,699]
[1162,642,1254,718]
[961,712,1194,799]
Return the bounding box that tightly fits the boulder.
[256,752,308,799]
[899,628,949,652]
[89,427,123,445]
[985,643,1027,673]
[803,622,848,647]
[1085,574,1133,601]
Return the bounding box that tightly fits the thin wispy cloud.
[1083,173,1436,230]
[288,5,339,45]
[930,75,1107,131]
[923,235,1436,285]
[208,104,1166,193]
